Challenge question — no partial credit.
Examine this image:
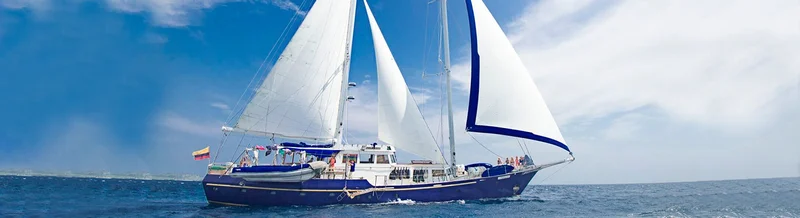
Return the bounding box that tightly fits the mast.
[334,0,358,144]
[441,0,457,168]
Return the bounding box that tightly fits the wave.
[0,169,204,181]
[379,199,417,205]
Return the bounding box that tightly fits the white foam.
[380,199,416,205]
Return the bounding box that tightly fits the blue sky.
[1,0,798,184]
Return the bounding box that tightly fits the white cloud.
[267,0,306,16]
[0,0,48,10]
[104,0,229,27]
[157,111,221,137]
[142,32,168,44]
[1,0,308,27]
[496,0,799,183]
[105,0,308,27]
[1,0,52,17]
[209,102,230,112]
[409,87,434,105]
[341,85,379,142]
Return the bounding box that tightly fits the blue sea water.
[1,175,798,217]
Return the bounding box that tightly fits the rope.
[420,0,432,78]
[214,0,311,163]
[522,140,532,156]
[538,161,571,184]
[224,0,311,125]
[228,134,248,163]
[528,160,574,195]
[516,140,528,156]
[466,133,502,158]
[211,132,229,163]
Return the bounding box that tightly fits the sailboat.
[202,0,574,206]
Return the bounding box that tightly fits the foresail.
[364,0,446,163]
[464,0,570,153]
[234,0,354,141]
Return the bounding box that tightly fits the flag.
[254,145,266,150]
[192,146,210,160]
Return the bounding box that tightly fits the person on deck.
[497,157,502,165]
[252,148,259,166]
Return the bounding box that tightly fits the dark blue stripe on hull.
[202,171,538,206]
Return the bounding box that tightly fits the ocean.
[1,175,798,217]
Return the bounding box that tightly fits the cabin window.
[376,155,389,164]
[432,169,446,177]
[390,167,409,180]
[341,154,358,163]
[413,169,427,183]
[389,155,396,164]
[360,154,374,164]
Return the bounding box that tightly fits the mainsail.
[464,0,571,153]
[233,0,355,141]
[364,0,446,164]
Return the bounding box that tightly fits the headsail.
[364,0,446,164]
[464,0,571,153]
[233,0,355,141]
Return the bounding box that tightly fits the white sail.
[364,0,446,163]
[465,0,570,152]
[234,0,355,141]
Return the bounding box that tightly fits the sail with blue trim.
[464,0,570,153]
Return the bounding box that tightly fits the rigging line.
[242,35,344,136]
[409,86,448,162]
[467,133,502,158]
[530,160,572,188]
[211,133,230,163]
[343,97,349,144]
[435,4,445,148]
[438,63,445,148]
[259,8,342,137]
[436,7,443,72]
[420,0,431,78]
[516,140,528,156]
[225,0,312,130]
[228,133,248,163]
[522,140,532,156]
[233,0,313,126]
[224,0,311,125]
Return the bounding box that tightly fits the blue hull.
[202,169,538,206]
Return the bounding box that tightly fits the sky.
[0,0,798,185]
